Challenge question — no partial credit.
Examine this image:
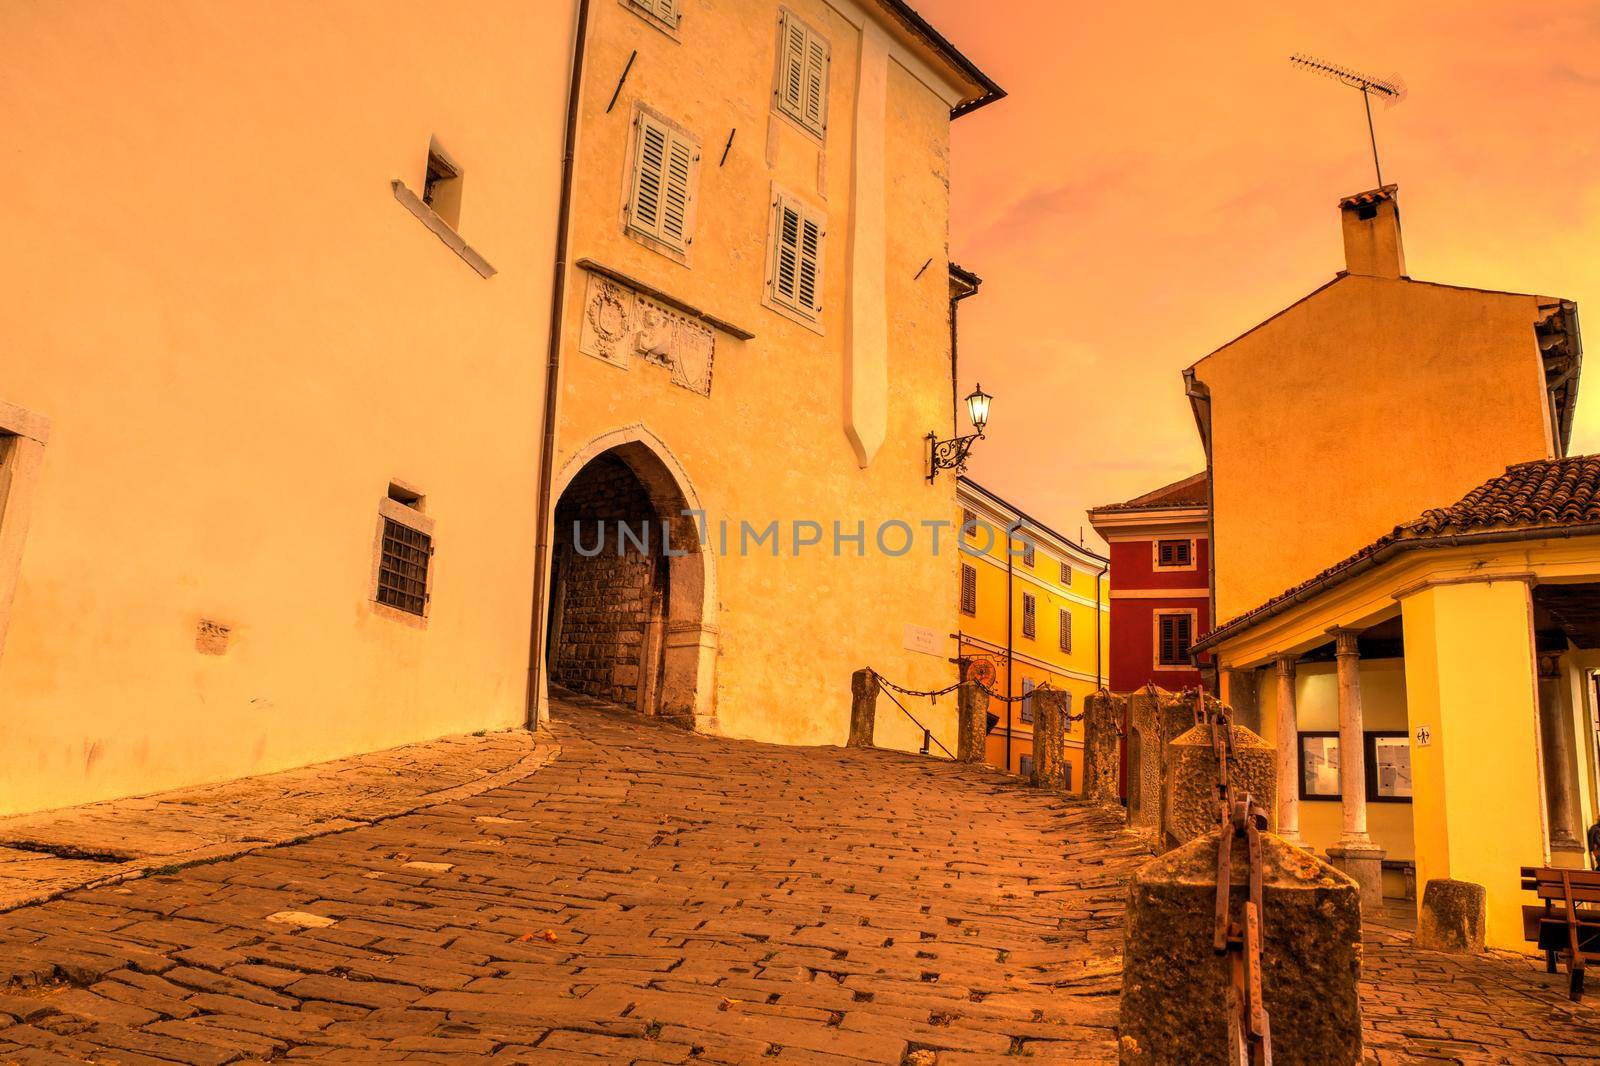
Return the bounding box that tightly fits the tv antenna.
[1290,54,1407,187]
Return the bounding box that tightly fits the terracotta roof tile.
[1197,456,1600,651]
[1090,472,1209,514]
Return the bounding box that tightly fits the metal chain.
[866,669,1087,722]
[1200,689,1273,1066]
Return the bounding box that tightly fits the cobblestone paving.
[0,730,553,911]
[0,696,1595,1064]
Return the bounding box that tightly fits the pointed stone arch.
[546,424,718,729]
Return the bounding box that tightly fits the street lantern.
[927,383,992,482]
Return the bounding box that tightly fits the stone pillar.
[1537,652,1585,866]
[955,662,989,764]
[1326,628,1385,909]
[1224,668,1261,734]
[1120,828,1362,1065]
[847,669,877,748]
[1274,655,1302,844]
[1416,878,1486,954]
[1165,721,1276,851]
[1031,690,1069,790]
[1081,690,1122,805]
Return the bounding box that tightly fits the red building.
[1087,472,1210,692]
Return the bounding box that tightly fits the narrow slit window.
[422,143,461,230]
[959,563,977,616]
[1059,608,1072,653]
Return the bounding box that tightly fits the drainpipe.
[1093,557,1108,688]
[1005,519,1019,773]
[1183,367,1217,694]
[949,274,980,434]
[526,0,591,729]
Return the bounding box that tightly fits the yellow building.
[0,1,578,814]
[956,478,1110,786]
[0,0,1001,816]
[1186,185,1588,950]
[538,0,1002,753]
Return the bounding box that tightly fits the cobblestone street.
[0,696,1596,1064]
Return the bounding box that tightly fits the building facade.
[1186,185,1587,950]
[539,0,1001,752]
[0,1,578,815]
[956,478,1110,786]
[1087,472,1210,693]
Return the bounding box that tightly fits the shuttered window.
[1021,592,1036,639]
[627,111,698,254]
[1020,539,1035,567]
[1020,678,1035,723]
[768,192,824,321]
[627,0,680,30]
[1060,560,1072,585]
[775,10,829,138]
[1059,608,1072,653]
[1157,539,1193,568]
[1158,613,1194,665]
[959,563,977,616]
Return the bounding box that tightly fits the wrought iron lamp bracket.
[926,430,984,482]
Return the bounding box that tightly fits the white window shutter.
[775,11,828,138]
[661,134,694,246]
[769,194,824,319]
[631,115,667,238]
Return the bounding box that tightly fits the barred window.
[378,518,431,616]
[959,563,977,616]
[1158,612,1194,665]
[1059,608,1073,653]
[1021,592,1036,638]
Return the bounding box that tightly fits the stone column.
[1031,689,1068,790]
[1274,655,1302,844]
[955,671,989,765]
[1224,668,1261,734]
[1326,629,1384,908]
[1120,829,1362,1064]
[1081,690,1122,805]
[847,668,877,748]
[1537,653,1585,865]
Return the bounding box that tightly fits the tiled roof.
[1090,472,1209,514]
[1337,184,1398,209]
[1196,456,1600,651]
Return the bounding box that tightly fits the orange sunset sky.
[923,0,1600,550]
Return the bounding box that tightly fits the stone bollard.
[1081,690,1122,805]
[1416,878,1486,954]
[1031,689,1069,790]
[847,668,877,748]
[1165,721,1276,851]
[956,665,989,764]
[1120,829,1363,1065]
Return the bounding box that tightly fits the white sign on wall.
[903,623,943,657]
[1414,725,1433,747]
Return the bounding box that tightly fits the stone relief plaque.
[578,273,715,397]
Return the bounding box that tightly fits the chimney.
[1338,185,1405,279]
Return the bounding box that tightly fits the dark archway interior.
[549,453,669,712]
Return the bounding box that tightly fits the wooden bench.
[1520,866,1600,1000]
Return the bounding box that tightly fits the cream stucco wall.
[1257,658,1415,862]
[0,1,575,814]
[1196,274,1556,623]
[551,0,974,749]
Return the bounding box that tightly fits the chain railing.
[1197,689,1273,1065]
[864,665,1088,760]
